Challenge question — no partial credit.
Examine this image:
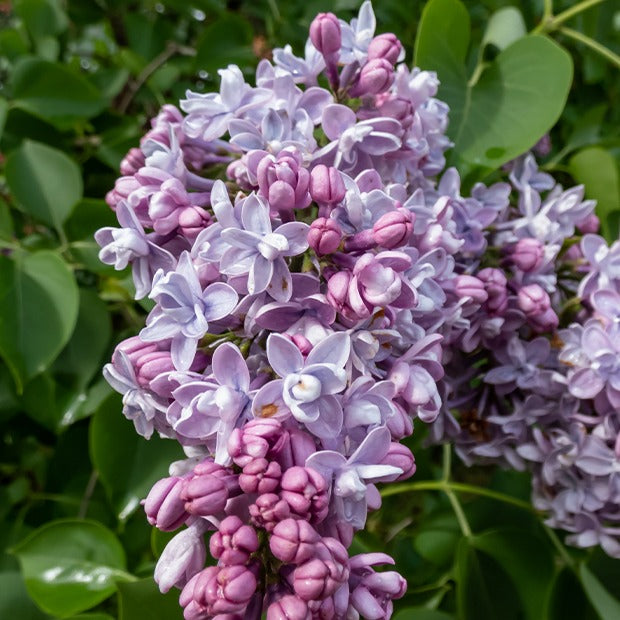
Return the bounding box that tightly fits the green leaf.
[117,578,183,620]
[547,567,597,620]
[0,97,8,141]
[11,58,106,127]
[53,288,112,389]
[481,7,526,53]
[5,140,82,228]
[579,564,620,620]
[455,537,522,620]
[0,570,50,619]
[569,147,620,242]
[12,519,133,617]
[90,393,184,522]
[414,528,460,566]
[65,615,115,620]
[0,251,79,391]
[471,528,554,620]
[393,609,454,620]
[194,14,255,77]
[415,0,573,170]
[14,0,68,40]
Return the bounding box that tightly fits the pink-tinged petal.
[249,254,274,294]
[267,333,303,376]
[212,343,250,392]
[569,368,604,399]
[306,331,350,367]
[322,104,356,140]
[202,282,238,320]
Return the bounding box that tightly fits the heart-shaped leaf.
[415,0,573,170]
[0,251,79,392]
[5,140,82,229]
[12,519,133,617]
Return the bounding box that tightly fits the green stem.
[382,480,535,512]
[533,0,606,33]
[543,0,554,22]
[446,488,472,537]
[558,26,620,69]
[543,524,576,569]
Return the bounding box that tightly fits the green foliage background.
[0,0,618,618]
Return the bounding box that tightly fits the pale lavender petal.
[306,331,350,367]
[202,282,238,320]
[267,333,303,376]
[212,343,249,391]
[249,255,274,294]
[322,104,356,140]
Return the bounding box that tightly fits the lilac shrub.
[98,1,620,616]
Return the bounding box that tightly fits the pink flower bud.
[210,516,259,566]
[239,458,282,494]
[280,466,328,523]
[353,58,394,96]
[517,283,550,316]
[518,284,558,332]
[290,333,313,356]
[367,33,402,64]
[380,443,416,480]
[270,518,321,564]
[143,476,188,531]
[511,238,544,272]
[181,461,237,517]
[372,209,414,249]
[478,267,508,315]
[453,275,488,304]
[267,595,311,620]
[309,165,345,205]
[576,213,600,234]
[308,217,342,255]
[120,147,145,176]
[228,419,286,467]
[309,13,341,56]
[293,552,347,602]
[249,493,291,531]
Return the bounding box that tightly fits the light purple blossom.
[140,252,238,370]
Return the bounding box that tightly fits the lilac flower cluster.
[98,1,618,615]
[427,154,620,557]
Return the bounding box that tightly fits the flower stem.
[382,479,535,512]
[533,0,607,34]
[558,26,620,69]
